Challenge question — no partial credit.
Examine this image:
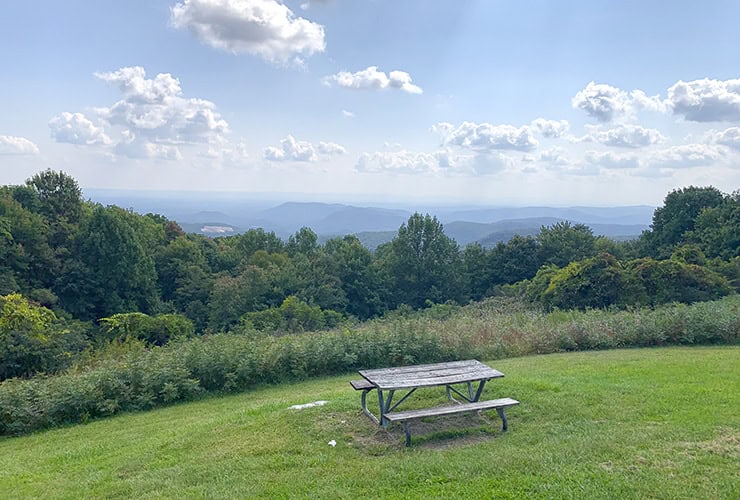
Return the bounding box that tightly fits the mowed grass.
[0,347,737,499]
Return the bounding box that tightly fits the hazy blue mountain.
[82,190,654,244]
[442,206,655,225]
[313,206,411,234]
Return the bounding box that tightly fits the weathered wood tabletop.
[359,359,503,390]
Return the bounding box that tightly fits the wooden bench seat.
[384,397,520,446]
[350,379,375,391]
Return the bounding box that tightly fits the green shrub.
[99,312,195,346]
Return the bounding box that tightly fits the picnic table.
[351,360,519,446]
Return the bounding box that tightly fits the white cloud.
[708,127,740,151]
[586,124,666,148]
[95,67,228,146]
[0,135,40,155]
[572,82,666,122]
[667,78,740,122]
[341,110,355,118]
[48,112,112,146]
[317,141,346,155]
[647,144,725,169]
[170,0,325,64]
[435,121,538,152]
[530,118,569,138]
[264,135,345,162]
[50,67,230,160]
[324,66,423,94]
[584,151,640,169]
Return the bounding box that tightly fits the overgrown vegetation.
[1,296,737,436]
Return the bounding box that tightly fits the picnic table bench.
[351,360,519,446]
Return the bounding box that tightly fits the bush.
[99,312,195,346]
[0,294,90,380]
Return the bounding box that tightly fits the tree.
[643,186,725,258]
[0,293,89,380]
[690,190,740,260]
[60,205,159,320]
[324,235,384,319]
[541,253,645,310]
[25,169,83,224]
[537,221,597,268]
[629,257,732,306]
[385,213,462,308]
[488,235,542,286]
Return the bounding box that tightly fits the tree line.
[1,170,738,379]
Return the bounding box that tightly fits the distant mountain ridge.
[82,191,654,247]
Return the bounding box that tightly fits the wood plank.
[384,398,520,422]
[350,379,375,391]
[359,360,503,390]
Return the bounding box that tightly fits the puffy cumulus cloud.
[530,118,569,138]
[317,141,346,155]
[584,151,640,169]
[170,0,325,64]
[264,135,345,162]
[202,140,249,163]
[586,124,666,148]
[667,78,740,122]
[95,67,228,145]
[434,121,538,152]
[647,144,725,169]
[572,82,666,122]
[708,127,740,151]
[324,66,423,94]
[48,112,111,146]
[51,67,230,161]
[0,135,39,155]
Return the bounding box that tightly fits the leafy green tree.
[642,186,725,258]
[385,213,462,308]
[537,221,597,268]
[60,205,159,320]
[242,295,342,334]
[542,253,645,310]
[462,243,491,301]
[488,235,542,286]
[324,235,384,319]
[0,294,89,379]
[287,227,319,256]
[207,264,283,331]
[0,192,56,294]
[629,257,732,306]
[690,190,739,260]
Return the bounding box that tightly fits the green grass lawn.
[1,346,738,499]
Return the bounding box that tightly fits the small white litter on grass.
[289,400,328,410]
[328,440,337,447]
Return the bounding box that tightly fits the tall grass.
[1,296,738,436]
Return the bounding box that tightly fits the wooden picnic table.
[352,360,518,445]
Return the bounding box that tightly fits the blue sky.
[1,0,739,205]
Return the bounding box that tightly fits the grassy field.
[0,346,737,499]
